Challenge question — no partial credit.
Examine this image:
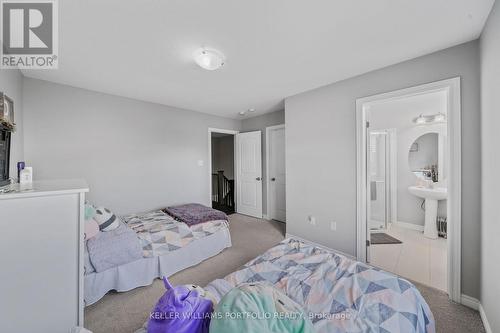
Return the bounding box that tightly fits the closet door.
[268,125,286,222]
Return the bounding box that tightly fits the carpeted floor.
[85,214,484,333]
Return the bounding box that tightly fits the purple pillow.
[148,277,213,333]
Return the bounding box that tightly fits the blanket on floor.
[164,203,228,226]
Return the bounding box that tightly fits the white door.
[236,131,263,218]
[268,126,286,222]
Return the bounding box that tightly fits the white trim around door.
[208,128,239,208]
[355,77,462,303]
[266,124,286,222]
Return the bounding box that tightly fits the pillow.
[94,206,120,231]
[210,282,314,333]
[84,202,96,221]
[84,219,99,240]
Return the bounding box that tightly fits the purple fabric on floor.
[148,277,212,333]
[164,203,228,227]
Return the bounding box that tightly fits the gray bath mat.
[371,233,402,245]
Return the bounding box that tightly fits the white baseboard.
[460,294,479,310]
[460,295,492,333]
[285,233,356,260]
[393,221,424,232]
[479,303,492,333]
[262,214,270,220]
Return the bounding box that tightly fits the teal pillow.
[210,283,314,333]
[85,203,96,221]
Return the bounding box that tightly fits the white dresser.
[0,179,89,333]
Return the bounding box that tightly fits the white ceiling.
[22,0,494,119]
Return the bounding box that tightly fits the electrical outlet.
[308,216,316,226]
[330,221,337,231]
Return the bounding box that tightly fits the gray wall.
[242,110,285,216]
[22,78,240,215]
[0,68,24,180]
[211,135,234,180]
[480,1,500,331]
[285,41,481,298]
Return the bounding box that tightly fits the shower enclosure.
[368,129,396,231]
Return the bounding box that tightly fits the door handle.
[271,177,276,181]
[256,177,261,181]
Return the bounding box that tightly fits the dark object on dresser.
[0,125,11,187]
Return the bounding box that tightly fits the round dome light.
[194,48,225,71]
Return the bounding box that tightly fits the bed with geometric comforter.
[84,210,231,306]
[205,238,435,333]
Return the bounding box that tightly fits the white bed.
[84,210,231,306]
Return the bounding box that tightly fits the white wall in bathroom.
[369,90,448,227]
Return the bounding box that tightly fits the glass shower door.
[368,131,389,231]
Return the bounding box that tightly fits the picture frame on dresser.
[0,92,14,126]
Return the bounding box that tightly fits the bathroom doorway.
[356,78,462,302]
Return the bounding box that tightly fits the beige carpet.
[85,214,484,333]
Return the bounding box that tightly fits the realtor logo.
[1,0,58,69]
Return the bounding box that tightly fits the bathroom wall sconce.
[414,114,427,124]
[413,113,446,125]
[433,113,446,122]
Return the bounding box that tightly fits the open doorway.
[356,78,462,302]
[209,128,238,215]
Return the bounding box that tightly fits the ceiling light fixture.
[238,108,256,116]
[194,48,225,71]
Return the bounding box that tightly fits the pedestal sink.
[408,186,447,239]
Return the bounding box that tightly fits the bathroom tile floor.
[370,224,447,291]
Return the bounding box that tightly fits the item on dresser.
[16,161,25,182]
[147,277,213,333]
[19,166,32,184]
[93,206,120,231]
[164,203,228,226]
[86,222,142,272]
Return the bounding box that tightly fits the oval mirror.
[408,132,439,182]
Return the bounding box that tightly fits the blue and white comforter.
[206,238,435,333]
